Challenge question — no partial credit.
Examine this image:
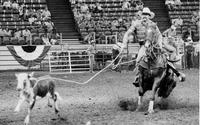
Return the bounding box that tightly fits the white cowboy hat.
[142,7,155,19]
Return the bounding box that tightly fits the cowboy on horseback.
[121,7,185,86]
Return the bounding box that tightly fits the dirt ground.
[0,69,199,125]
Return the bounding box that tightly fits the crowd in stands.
[166,0,199,42]
[165,0,182,10]
[0,0,60,45]
[70,0,144,44]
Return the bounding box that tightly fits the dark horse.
[135,39,185,114]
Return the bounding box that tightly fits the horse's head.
[145,27,163,61]
[15,72,34,91]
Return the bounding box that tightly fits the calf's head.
[15,72,34,91]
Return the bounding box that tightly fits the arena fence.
[48,50,90,73]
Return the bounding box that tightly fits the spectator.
[41,7,51,20]
[94,2,103,16]
[89,3,95,12]
[24,8,30,20]
[85,11,92,21]
[174,0,182,8]
[163,25,178,60]
[172,16,183,27]
[135,0,144,10]
[14,28,22,39]
[80,3,89,13]
[0,26,4,41]
[163,25,177,38]
[3,0,12,10]
[182,27,195,43]
[12,0,19,10]
[28,15,37,24]
[3,27,11,36]
[50,29,60,45]
[19,3,25,20]
[185,42,194,70]
[36,9,42,20]
[44,20,54,34]
[191,11,200,32]
[165,0,175,10]
[83,32,94,44]
[41,34,51,45]
[122,0,131,10]
[111,19,119,29]
[87,40,96,73]
[22,27,31,43]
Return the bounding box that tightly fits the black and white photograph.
[0,0,199,124]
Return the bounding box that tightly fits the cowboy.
[122,7,185,86]
[123,7,162,63]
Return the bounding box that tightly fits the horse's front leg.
[136,75,144,111]
[24,97,36,125]
[148,73,165,114]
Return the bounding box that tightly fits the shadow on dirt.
[118,96,199,112]
[49,117,73,125]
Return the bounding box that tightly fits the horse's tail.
[54,92,63,101]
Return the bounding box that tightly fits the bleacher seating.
[70,0,140,44]
[0,0,53,45]
[168,0,199,41]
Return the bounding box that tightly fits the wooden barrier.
[0,44,140,71]
[48,50,90,73]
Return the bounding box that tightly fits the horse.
[14,72,62,125]
[134,30,185,114]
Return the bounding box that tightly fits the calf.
[14,72,62,125]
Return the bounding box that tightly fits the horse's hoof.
[179,73,186,82]
[148,109,155,114]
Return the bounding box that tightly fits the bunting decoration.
[7,45,51,67]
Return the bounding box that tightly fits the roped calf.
[14,72,62,125]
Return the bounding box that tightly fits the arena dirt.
[0,69,199,125]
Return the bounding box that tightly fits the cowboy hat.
[142,7,155,19]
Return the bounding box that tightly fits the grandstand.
[0,0,199,71]
[168,0,199,41]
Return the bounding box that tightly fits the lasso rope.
[33,49,131,87]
